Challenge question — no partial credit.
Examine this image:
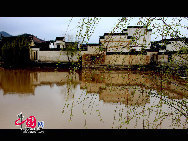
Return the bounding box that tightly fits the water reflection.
[0,68,187,129]
[0,70,35,94]
[0,69,79,95]
[81,69,187,101]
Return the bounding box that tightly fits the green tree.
[64,42,78,63]
[1,36,31,67]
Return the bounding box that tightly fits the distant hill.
[0,31,12,40]
[0,32,45,44]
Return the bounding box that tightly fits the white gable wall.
[166,41,188,51]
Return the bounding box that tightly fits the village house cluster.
[1,26,188,67]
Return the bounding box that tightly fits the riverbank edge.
[0,62,187,81]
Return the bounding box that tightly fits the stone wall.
[104,55,150,65]
[82,54,105,66]
[82,54,151,66]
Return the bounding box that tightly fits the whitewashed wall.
[127,27,151,49]
[100,35,131,52]
[38,51,79,62]
[49,42,55,48]
[100,27,152,52]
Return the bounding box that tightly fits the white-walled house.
[30,37,80,63]
[49,42,55,48]
[124,26,152,50]
[99,33,131,53]
[29,28,187,65]
[53,37,65,49]
[99,26,152,54]
[166,38,188,52]
[2,31,187,66]
[151,37,188,53]
[48,37,66,49]
[30,26,153,63]
[30,26,154,63]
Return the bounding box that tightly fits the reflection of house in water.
[30,71,80,86]
[0,69,80,95]
[80,70,187,105]
[0,68,186,101]
[80,70,151,105]
[99,85,150,106]
[0,70,35,95]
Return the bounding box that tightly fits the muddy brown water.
[0,68,187,129]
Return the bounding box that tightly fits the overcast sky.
[0,17,187,43]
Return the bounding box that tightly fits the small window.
[33,52,36,60]
[35,51,38,60]
[33,51,38,60]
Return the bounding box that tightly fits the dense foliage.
[1,36,31,67]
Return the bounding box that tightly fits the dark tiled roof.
[30,46,40,48]
[127,36,132,39]
[79,45,87,51]
[126,26,152,31]
[65,42,79,47]
[40,48,62,51]
[151,42,166,50]
[80,44,87,47]
[35,42,50,50]
[146,48,159,52]
[106,51,147,55]
[87,43,99,46]
[127,26,145,28]
[104,33,128,36]
[164,37,188,42]
[147,29,152,31]
[151,37,188,45]
[99,36,104,39]
[56,37,65,41]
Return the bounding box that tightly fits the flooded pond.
[0,68,187,129]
